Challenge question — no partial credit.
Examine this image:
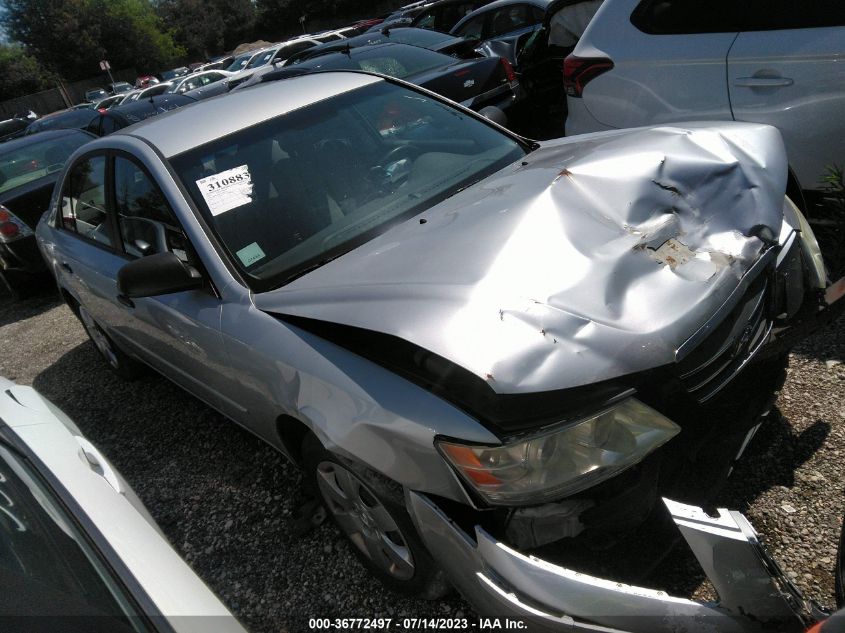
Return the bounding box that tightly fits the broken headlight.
[437,398,679,505]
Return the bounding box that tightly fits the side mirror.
[117,251,203,298]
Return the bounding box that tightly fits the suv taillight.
[563,55,614,98]
[0,205,33,243]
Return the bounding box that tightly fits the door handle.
[117,294,135,309]
[60,262,73,274]
[75,435,123,494]
[734,76,794,88]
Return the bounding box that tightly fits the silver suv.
[564,0,845,208]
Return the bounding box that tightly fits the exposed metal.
[407,491,816,633]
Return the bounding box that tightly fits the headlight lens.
[437,398,679,505]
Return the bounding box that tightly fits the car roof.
[109,94,195,121]
[27,109,99,130]
[296,41,448,65]
[114,71,383,158]
[454,0,552,24]
[0,128,93,154]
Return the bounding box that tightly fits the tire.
[302,433,449,599]
[78,305,145,380]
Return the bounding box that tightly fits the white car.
[166,70,234,96]
[0,377,246,633]
[564,0,845,207]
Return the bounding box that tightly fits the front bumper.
[407,492,824,633]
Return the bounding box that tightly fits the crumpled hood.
[254,122,787,394]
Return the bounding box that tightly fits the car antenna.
[381,25,390,35]
[343,42,352,56]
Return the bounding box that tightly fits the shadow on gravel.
[32,342,467,633]
[0,289,61,328]
[649,407,831,598]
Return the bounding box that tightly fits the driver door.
[108,153,242,418]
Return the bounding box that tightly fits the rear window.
[631,0,845,33]
[0,131,92,194]
[302,45,453,79]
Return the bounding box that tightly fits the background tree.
[0,44,56,99]
[3,0,183,79]
[155,0,256,59]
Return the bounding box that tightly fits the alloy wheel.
[316,461,415,580]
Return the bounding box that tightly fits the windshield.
[246,50,275,69]
[300,45,454,79]
[170,80,525,292]
[227,53,253,72]
[0,131,91,193]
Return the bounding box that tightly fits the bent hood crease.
[255,122,788,393]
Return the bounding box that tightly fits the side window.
[631,0,746,34]
[60,155,114,247]
[455,14,486,40]
[489,5,531,36]
[415,10,437,28]
[743,0,845,30]
[114,156,189,260]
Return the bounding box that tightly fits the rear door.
[575,0,740,129]
[727,1,845,195]
[51,151,127,329]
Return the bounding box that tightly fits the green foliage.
[0,44,56,99]
[155,0,256,59]
[2,0,184,79]
[819,164,844,214]
[94,0,185,73]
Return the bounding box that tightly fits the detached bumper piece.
[407,493,821,633]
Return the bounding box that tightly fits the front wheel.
[302,434,449,599]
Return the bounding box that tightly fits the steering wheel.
[369,144,417,194]
[379,144,416,166]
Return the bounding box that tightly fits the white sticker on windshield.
[196,165,253,216]
[236,242,266,267]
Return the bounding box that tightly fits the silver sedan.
[36,70,844,630]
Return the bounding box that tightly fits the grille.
[677,273,772,403]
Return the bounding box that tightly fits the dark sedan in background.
[0,129,94,297]
[284,42,523,123]
[410,0,495,32]
[25,109,101,136]
[84,95,196,136]
[285,26,483,65]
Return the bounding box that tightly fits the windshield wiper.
[279,256,339,286]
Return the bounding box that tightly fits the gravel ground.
[1,287,843,632]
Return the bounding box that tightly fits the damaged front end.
[407,492,827,633]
